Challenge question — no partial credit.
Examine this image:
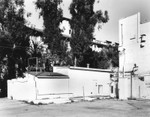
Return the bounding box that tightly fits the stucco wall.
[119,13,150,75]
[132,75,150,99]
[8,67,113,100]
[36,78,69,95]
[119,77,130,100]
[7,73,69,100]
[53,66,69,75]
[119,13,140,72]
[54,66,112,97]
[119,75,150,100]
[119,13,150,99]
[7,74,37,100]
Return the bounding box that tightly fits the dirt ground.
[0,98,150,117]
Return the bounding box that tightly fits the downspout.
[130,71,133,99]
[34,76,38,100]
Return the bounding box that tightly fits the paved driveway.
[0,98,150,117]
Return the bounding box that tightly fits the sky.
[24,0,150,43]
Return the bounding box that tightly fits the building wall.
[119,75,130,100]
[7,74,37,100]
[53,66,69,76]
[119,13,140,72]
[36,78,69,95]
[54,66,115,97]
[8,67,115,101]
[119,13,150,99]
[132,75,150,99]
[7,74,69,100]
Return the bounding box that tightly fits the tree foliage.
[69,0,109,66]
[80,44,119,69]
[0,0,34,97]
[0,0,31,79]
[96,44,119,69]
[35,0,63,55]
[35,0,70,65]
[27,37,45,58]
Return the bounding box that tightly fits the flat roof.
[28,72,69,79]
[70,67,112,73]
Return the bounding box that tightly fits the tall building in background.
[119,13,150,99]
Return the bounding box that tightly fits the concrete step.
[37,93,73,100]
[27,98,71,105]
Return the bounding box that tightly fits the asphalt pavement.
[0,98,150,117]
